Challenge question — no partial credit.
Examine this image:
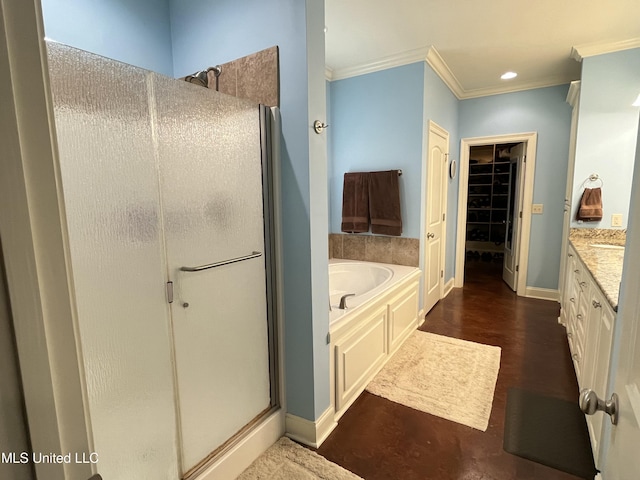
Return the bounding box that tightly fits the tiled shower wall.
[209,46,279,106]
[329,234,420,267]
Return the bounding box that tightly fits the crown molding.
[571,37,640,61]
[425,46,465,99]
[325,46,574,100]
[459,75,573,100]
[325,66,334,81]
[327,46,430,81]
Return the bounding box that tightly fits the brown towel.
[577,187,603,221]
[341,172,370,233]
[369,170,402,236]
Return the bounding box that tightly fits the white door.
[424,122,448,313]
[153,76,272,474]
[502,143,525,291]
[599,129,640,478]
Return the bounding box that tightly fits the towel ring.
[580,174,603,189]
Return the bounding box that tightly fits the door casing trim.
[455,132,538,297]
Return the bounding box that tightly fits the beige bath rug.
[366,331,501,431]
[236,437,363,480]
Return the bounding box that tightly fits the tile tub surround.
[329,234,419,267]
[569,228,626,310]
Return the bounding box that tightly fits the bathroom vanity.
[560,229,625,467]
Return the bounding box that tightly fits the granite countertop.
[569,229,626,311]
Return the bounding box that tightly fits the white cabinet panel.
[335,308,387,411]
[389,284,419,354]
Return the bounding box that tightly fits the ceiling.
[325,0,640,98]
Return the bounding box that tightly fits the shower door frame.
[180,106,285,480]
[175,104,283,480]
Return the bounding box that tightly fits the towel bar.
[180,251,262,272]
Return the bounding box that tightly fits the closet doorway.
[455,133,537,296]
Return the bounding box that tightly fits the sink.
[590,243,625,250]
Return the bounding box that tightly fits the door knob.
[427,233,435,239]
[579,389,619,425]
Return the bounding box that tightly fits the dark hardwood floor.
[317,259,583,479]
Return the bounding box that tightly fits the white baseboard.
[192,409,284,480]
[443,278,454,298]
[417,309,426,326]
[285,406,337,448]
[525,286,559,302]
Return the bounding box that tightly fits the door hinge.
[166,281,174,304]
[326,332,331,344]
[442,213,446,221]
[523,155,527,163]
[441,270,444,278]
[519,211,522,219]
[516,265,520,272]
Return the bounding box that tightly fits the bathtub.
[328,259,422,421]
[329,259,419,327]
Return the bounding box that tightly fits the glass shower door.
[152,74,272,474]
[47,42,180,480]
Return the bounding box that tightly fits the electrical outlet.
[532,204,544,214]
[612,214,623,227]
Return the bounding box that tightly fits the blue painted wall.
[459,85,573,289]
[572,48,640,229]
[329,61,460,312]
[171,0,329,421]
[40,0,174,76]
[423,64,460,281]
[329,63,425,238]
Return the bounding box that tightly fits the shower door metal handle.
[180,251,262,272]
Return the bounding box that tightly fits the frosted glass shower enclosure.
[47,42,277,478]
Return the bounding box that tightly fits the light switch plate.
[612,213,623,227]
[532,204,544,214]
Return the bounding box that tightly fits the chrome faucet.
[339,293,356,310]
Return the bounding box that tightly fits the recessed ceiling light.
[501,71,518,80]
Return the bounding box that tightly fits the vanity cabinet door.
[583,286,616,467]
[564,248,596,388]
[561,246,578,325]
[565,248,581,362]
[574,274,590,386]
